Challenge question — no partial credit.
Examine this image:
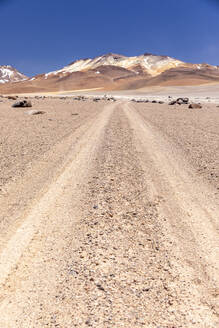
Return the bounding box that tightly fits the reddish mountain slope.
[0,53,219,94]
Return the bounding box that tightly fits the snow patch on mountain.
[44,53,187,78]
[0,65,27,83]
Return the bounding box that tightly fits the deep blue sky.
[0,0,219,76]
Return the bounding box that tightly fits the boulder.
[12,100,32,108]
[176,97,189,105]
[188,103,202,109]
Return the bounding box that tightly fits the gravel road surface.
[0,98,218,327]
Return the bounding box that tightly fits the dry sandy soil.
[62,83,219,104]
[0,97,218,327]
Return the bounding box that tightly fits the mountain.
[44,53,184,77]
[0,65,27,84]
[0,53,219,94]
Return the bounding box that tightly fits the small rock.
[69,269,79,276]
[169,100,176,105]
[85,320,92,326]
[189,103,202,109]
[26,110,45,115]
[8,96,17,100]
[96,284,105,291]
[73,96,86,101]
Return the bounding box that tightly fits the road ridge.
[0,103,115,287]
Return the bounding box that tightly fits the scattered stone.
[132,98,143,103]
[176,99,184,105]
[26,110,45,115]
[85,320,91,326]
[96,284,105,292]
[159,101,164,104]
[169,98,189,106]
[169,100,177,105]
[71,113,79,115]
[73,96,86,101]
[104,95,116,102]
[35,96,46,99]
[69,269,79,276]
[8,96,17,100]
[188,103,202,109]
[152,100,157,103]
[12,100,32,108]
[134,99,149,103]
[176,97,189,105]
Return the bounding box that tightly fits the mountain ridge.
[0,52,219,94]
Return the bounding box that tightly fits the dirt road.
[0,99,218,327]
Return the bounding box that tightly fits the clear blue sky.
[0,0,219,76]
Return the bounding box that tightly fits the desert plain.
[0,84,218,327]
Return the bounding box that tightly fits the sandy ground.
[55,83,219,104]
[5,82,219,104]
[0,97,218,327]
